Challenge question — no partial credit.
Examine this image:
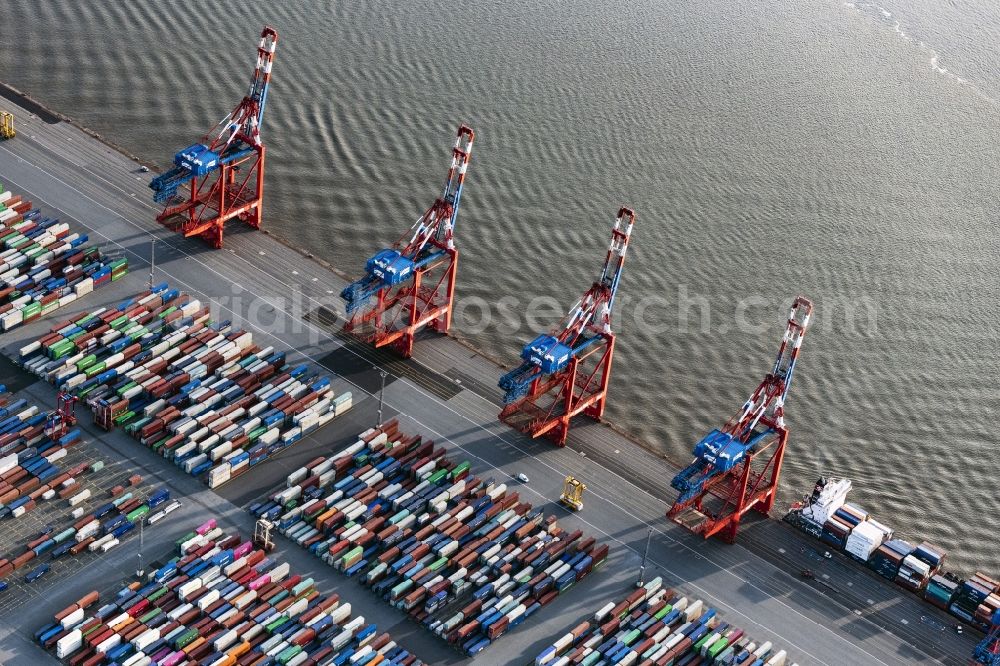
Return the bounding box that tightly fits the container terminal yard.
[0,58,996,666]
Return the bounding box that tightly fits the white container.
[67,489,91,506]
[56,630,83,658]
[766,650,787,666]
[208,465,231,488]
[61,607,85,629]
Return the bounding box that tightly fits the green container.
[49,339,74,357]
[85,361,107,378]
[81,622,105,639]
[277,645,303,664]
[427,469,447,485]
[708,637,730,659]
[138,607,162,624]
[115,381,138,396]
[125,416,151,435]
[76,354,98,371]
[265,614,289,633]
[126,505,150,522]
[694,632,715,652]
[175,531,197,552]
[53,528,76,543]
[113,410,135,425]
[174,627,198,649]
[390,579,413,600]
[449,461,470,479]
[339,547,363,568]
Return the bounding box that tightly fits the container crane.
[974,609,1000,666]
[668,296,812,543]
[340,125,474,358]
[149,26,278,249]
[498,208,635,447]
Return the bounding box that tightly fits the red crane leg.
[500,334,615,447]
[345,249,458,359]
[157,147,265,249]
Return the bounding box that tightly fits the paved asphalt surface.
[0,95,981,665]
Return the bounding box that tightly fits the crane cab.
[523,334,572,374]
[367,248,415,286]
[175,144,220,176]
[560,475,586,511]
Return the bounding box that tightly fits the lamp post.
[148,238,156,290]
[377,368,388,426]
[637,526,652,587]
[136,518,145,578]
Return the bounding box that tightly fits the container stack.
[0,389,87,523]
[924,572,962,611]
[844,520,891,563]
[0,187,128,331]
[35,524,427,665]
[868,539,914,582]
[0,187,33,226]
[949,573,1000,630]
[532,577,797,666]
[895,543,945,593]
[250,421,609,656]
[786,476,997,631]
[17,283,352,487]
[795,477,852,539]
[0,483,169,581]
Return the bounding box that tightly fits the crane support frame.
[150,26,278,248]
[499,208,635,446]
[341,125,474,358]
[667,296,813,543]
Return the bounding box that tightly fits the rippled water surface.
[2,1,998,574]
